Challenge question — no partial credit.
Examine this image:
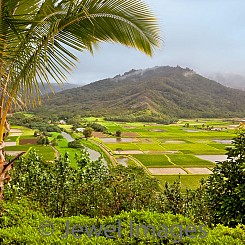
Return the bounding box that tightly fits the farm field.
[6,117,241,189]
[6,126,56,161]
[6,125,106,168]
[155,175,209,190]
[81,117,240,189]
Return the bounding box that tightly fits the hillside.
[36,66,245,120]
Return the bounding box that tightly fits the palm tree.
[0,0,160,199]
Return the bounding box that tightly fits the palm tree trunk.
[0,120,10,200]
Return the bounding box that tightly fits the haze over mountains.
[37,66,245,120]
[39,82,79,94]
[207,73,245,91]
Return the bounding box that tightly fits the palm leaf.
[1,0,161,108]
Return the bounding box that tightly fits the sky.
[66,0,245,85]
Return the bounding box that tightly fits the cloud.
[67,0,245,84]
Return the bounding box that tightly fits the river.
[61,132,105,162]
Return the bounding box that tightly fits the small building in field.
[76,128,85,132]
[58,120,66,124]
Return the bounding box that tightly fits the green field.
[136,143,165,151]
[162,143,226,154]
[7,118,239,189]
[134,154,172,167]
[106,143,140,151]
[32,145,56,161]
[168,154,214,166]
[155,175,209,189]
[80,117,238,189]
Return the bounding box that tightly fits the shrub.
[68,139,83,148]
[5,150,160,218]
[204,129,245,227]
[0,202,244,245]
[115,130,122,137]
[83,127,93,139]
[56,135,64,139]
[51,139,58,146]
[43,131,52,137]
[87,123,107,133]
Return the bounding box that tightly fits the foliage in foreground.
[2,128,245,245]
[0,200,244,245]
[4,130,245,227]
[5,150,160,218]
[204,129,245,227]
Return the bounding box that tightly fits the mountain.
[39,82,80,94]
[208,73,245,91]
[36,66,245,120]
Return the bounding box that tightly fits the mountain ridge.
[36,66,245,120]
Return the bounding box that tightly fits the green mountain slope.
[36,66,245,120]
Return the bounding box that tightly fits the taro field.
[88,117,240,189]
[7,117,242,190]
[5,126,56,161]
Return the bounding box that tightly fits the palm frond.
[0,0,161,109]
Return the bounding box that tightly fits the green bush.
[87,122,107,133]
[204,129,245,227]
[83,127,93,139]
[56,135,64,139]
[68,139,83,148]
[5,150,161,218]
[0,201,244,244]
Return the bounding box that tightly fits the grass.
[5,145,31,151]
[54,136,80,167]
[19,135,36,140]
[58,124,73,131]
[168,154,215,166]
[32,145,55,161]
[11,126,35,136]
[162,143,226,154]
[5,145,55,161]
[5,136,18,142]
[208,143,232,150]
[106,125,125,133]
[134,154,172,167]
[55,146,81,167]
[105,143,141,151]
[136,143,165,151]
[155,175,209,189]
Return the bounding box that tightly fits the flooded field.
[116,157,128,166]
[196,155,228,163]
[100,138,136,143]
[213,139,232,144]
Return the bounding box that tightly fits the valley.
[7,115,241,190]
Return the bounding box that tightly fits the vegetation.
[134,154,171,167]
[87,123,108,133]
[0,129,244,243]
[116,130,122,137]
[0,0,160,199]
[37,136,50,146]
[5,150,160,218]
[9,114,62,134]
[204,129,245,227]
[36,66,245,120]
[83,127,93,139]
[68,139,84,149]
[0,202,244,244]
[0,131,244,243]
